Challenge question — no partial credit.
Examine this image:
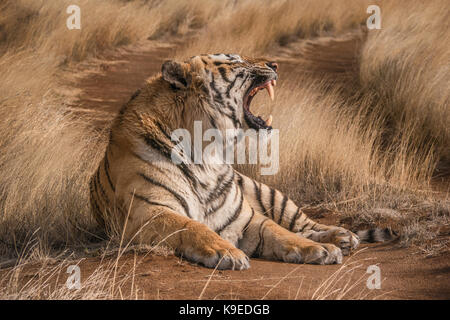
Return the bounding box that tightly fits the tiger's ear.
[161,60,191,89]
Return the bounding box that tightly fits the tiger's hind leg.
[236,171,359,255]
[125,204,250,270]
[238,211,342,265]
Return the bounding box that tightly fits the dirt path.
[67,39,181,127]
[68,39,450,300]
[74,243,449,300]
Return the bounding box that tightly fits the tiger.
[89,53,363,270]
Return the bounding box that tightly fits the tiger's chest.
[130,145,243,231]
[183,165,243,231]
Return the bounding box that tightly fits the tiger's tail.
[356,228,398,243]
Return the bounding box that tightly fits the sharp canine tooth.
[266,83,274,101]
[266,115,273,126]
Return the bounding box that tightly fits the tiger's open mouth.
[243,78,276,130]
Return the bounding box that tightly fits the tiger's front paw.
[183,240,250,270]
[297,242,343,265]
[278,237,343,265]
[301,227,359,255]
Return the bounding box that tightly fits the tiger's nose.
[266,62,278,72]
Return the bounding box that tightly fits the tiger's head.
[161,54,278,134]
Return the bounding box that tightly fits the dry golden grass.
[359,1,450,180]
[0,0,228,259]
[0,0,225,62]
[0,0,449,298]
[0,240,176,300]
[179,0,373,56]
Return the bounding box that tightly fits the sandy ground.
[64,38,450,300]
[73,242,450,300]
